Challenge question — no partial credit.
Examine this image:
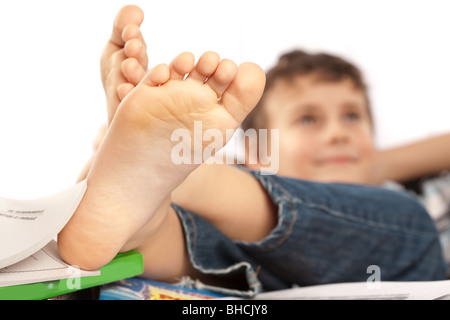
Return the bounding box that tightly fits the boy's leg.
[66,5,275,283]
[91,5,278,246]
[79,5,275,285]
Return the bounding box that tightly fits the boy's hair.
[241,49,373,131]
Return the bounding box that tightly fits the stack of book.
[0,180,143,300]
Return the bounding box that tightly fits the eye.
[298,115,317,126]
[344,112,360,122]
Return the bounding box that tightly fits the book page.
[0,240,100,287]
[0,180,87,269]
[241,280,450,300]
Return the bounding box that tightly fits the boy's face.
[263,74,376,184]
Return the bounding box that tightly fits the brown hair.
[241,49,373,131]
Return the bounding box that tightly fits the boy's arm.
[374,133,450,183]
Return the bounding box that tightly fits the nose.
[324,120,350,145]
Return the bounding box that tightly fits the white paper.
[0,180,87,269]
[0,240,100,287]
[230,280,450,300]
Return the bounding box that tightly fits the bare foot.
[77,5,149,183]
[100,5,148,125]
[59,50,265,270]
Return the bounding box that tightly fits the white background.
[0,0,449,199]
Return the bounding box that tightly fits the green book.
[0,249,143,300]
[0,180,144,299]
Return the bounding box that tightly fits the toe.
[110,5,144,47]
[205,59,238,97]
[122,58,147,86]
[122,24,146,48]
[142,64,171,87]
[187,51,220,82]
[220,63,266,123]
[124,38,148,68]
[169,52,195,80]
[117,83,135,101]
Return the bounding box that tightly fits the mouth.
[316,156,358,166]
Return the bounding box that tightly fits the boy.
[241,49,450,185]
[240,49,450,269]
[58,5,447,297]
[241,49,377,185]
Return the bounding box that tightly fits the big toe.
[110,5,144,47]
[221,63,266,123]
